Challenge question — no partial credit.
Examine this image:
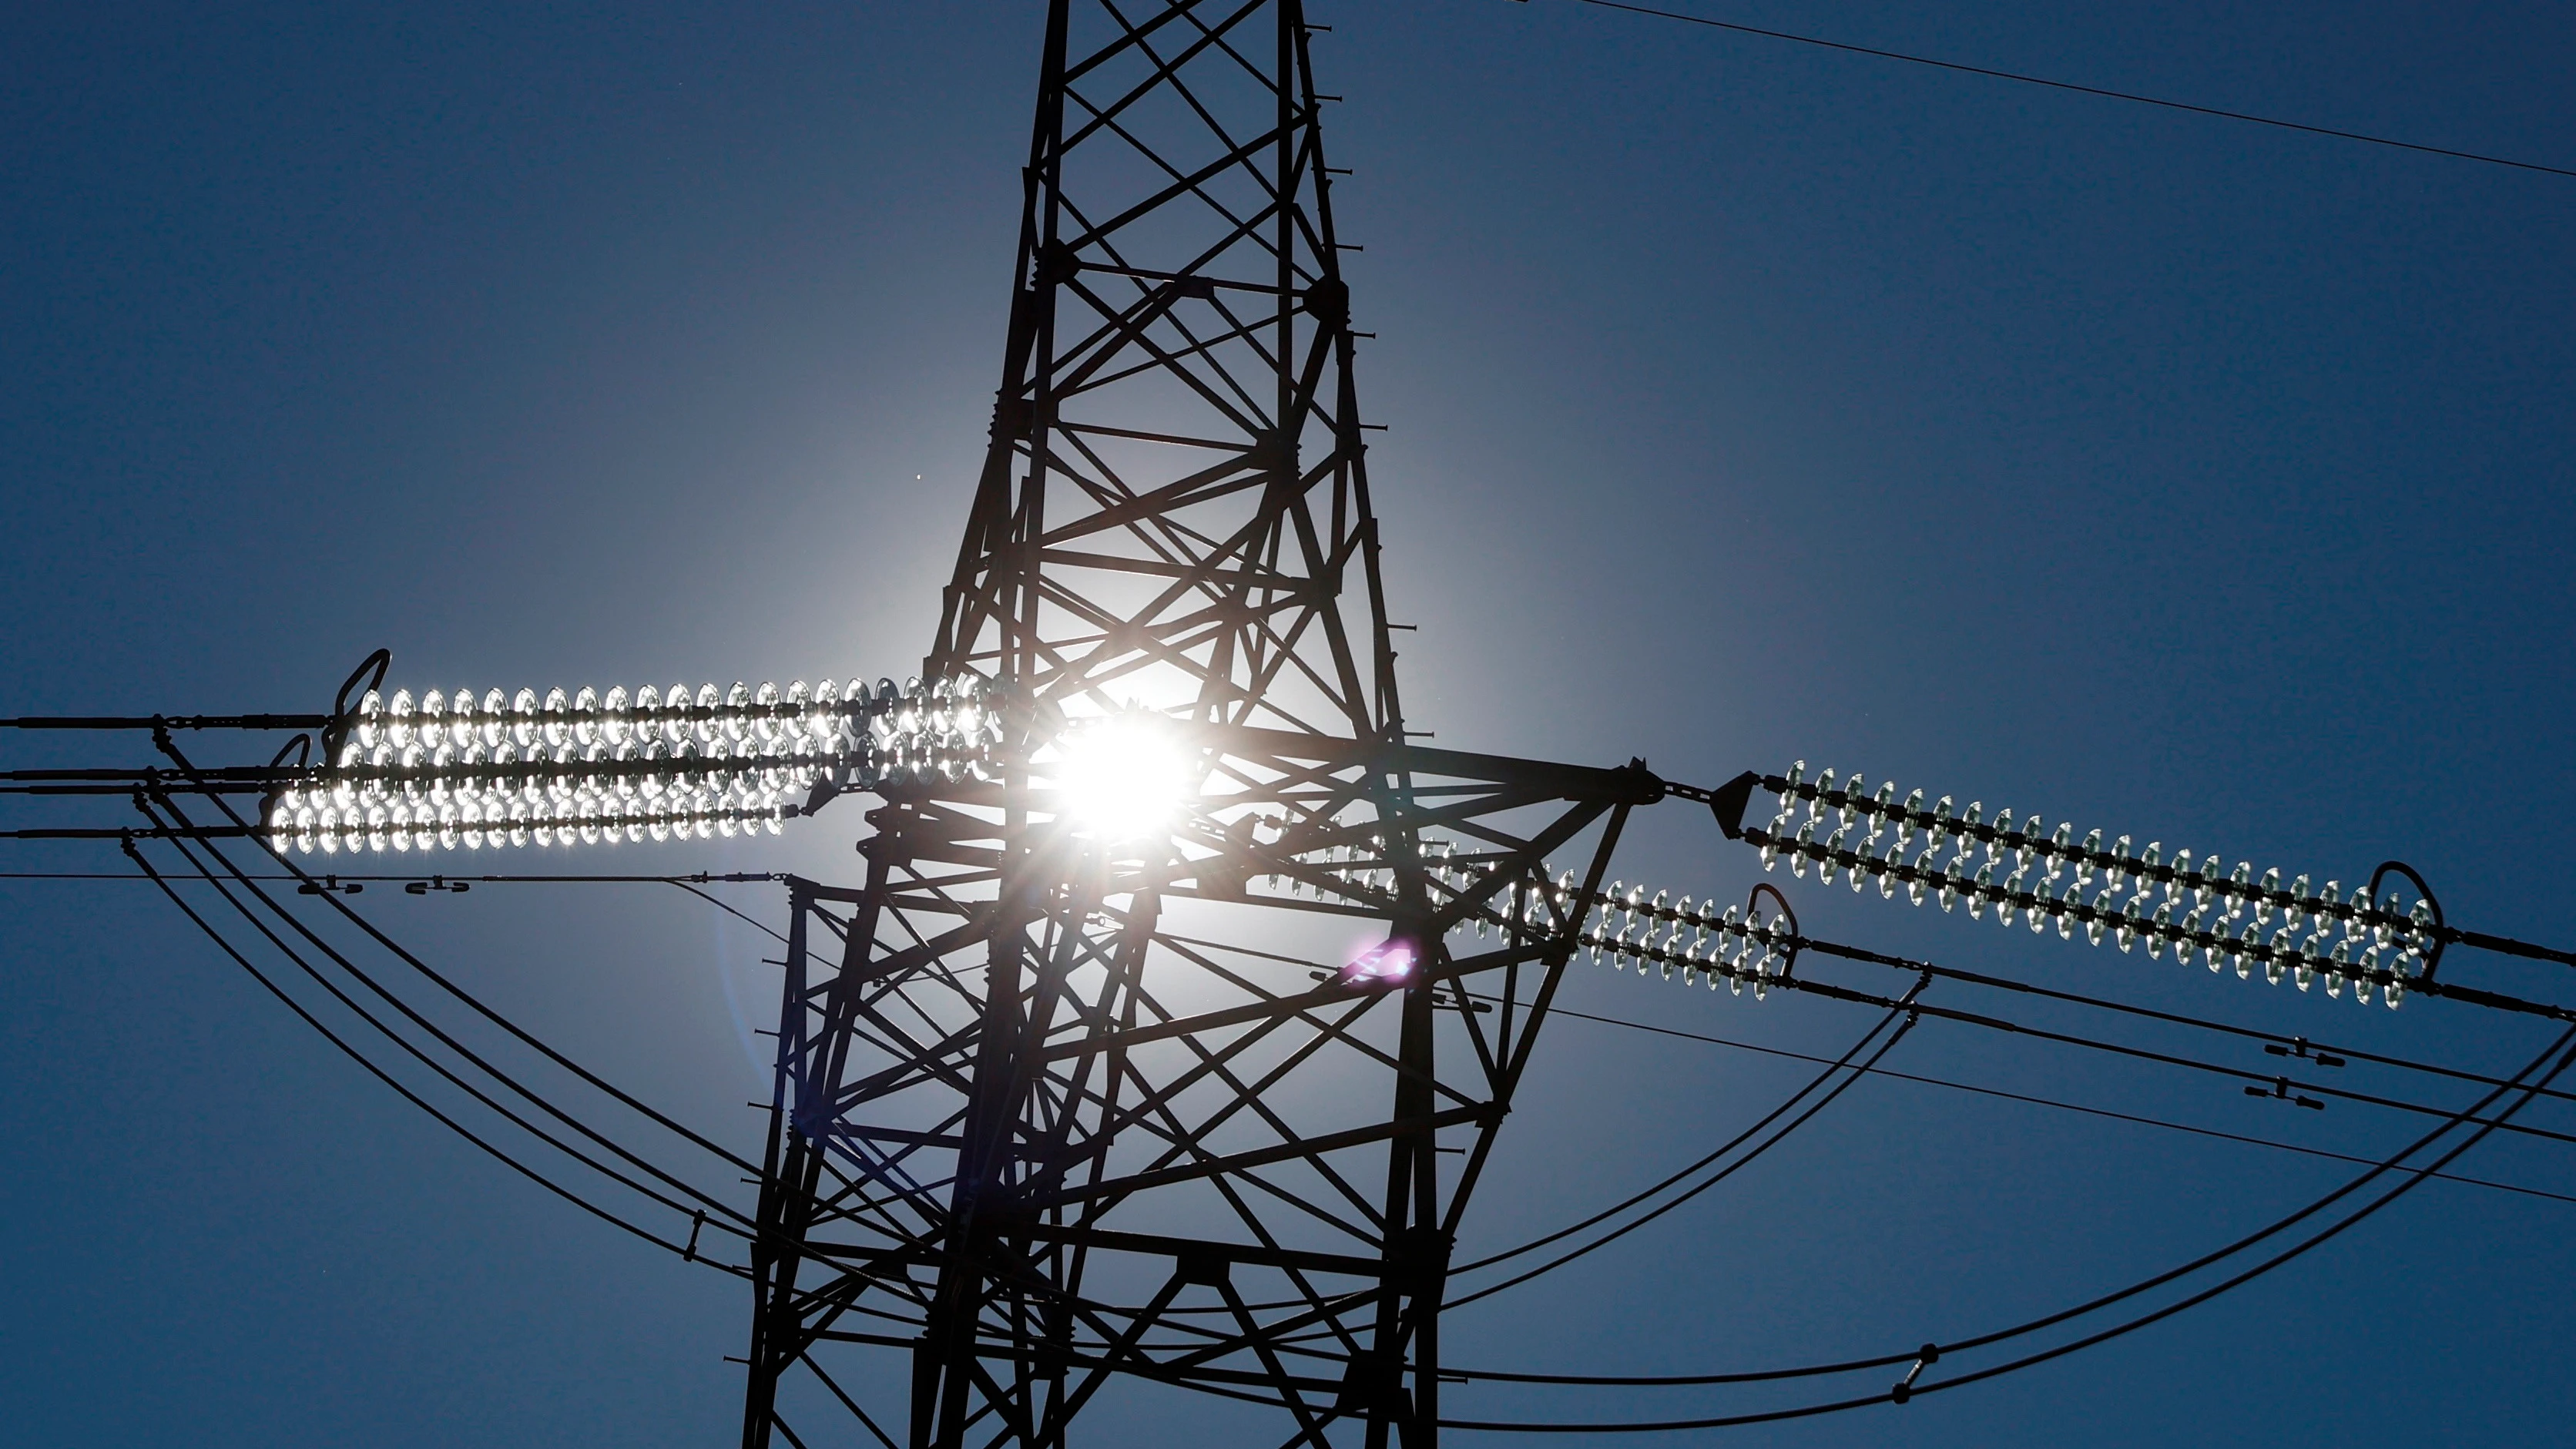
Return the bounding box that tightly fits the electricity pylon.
[736,3,1656,1444]
[11,10,2576,1442]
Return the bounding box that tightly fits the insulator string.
[263,673,998,854]
[1741,761,2435,1008]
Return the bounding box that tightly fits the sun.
[1041,710,1202,843]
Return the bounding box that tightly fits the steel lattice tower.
[9,8,2571,1442]
[738,3,1657,1443]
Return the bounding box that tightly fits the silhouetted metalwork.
[734,2,1655,1443]
[13,5,2576,1443]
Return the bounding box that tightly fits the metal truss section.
[736,5,1647,1443]
[743,730,1663,1447]
[930,0,1387,736]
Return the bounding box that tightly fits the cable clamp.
[1890,1343,1939,1404]
[2263,1035,2344,1068]
[2244,1075,2324,1110]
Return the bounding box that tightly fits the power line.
[1437,1023,2576,1427]
[1446,1013,1915,1308]
[1576,897,2576,1106]
[14,2,2563,1431]
[147,753,770,1179]
[1531,999,2576,1211]
[1907,1027,2576,1400]
[145,776,2576,1419]
[1451,998,1911,1273]
[1446,987,1921,1297]
[1436,968,2576,1364]
[121,783,968,1321]
[138,803,760,1238]
[37,758,2576,1429]
[127,834,733,1272]
[1568,0,2576,182]
[1769,964,2576,1150]
[1803,945,2576,1109]
[135,786,783,1261]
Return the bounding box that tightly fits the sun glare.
[1046,711,1201,841]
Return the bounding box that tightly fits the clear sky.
[4,2,2572,1444]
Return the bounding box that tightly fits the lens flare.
[1341,939,1415,985]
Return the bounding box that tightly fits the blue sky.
[4,2,2572,1444]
